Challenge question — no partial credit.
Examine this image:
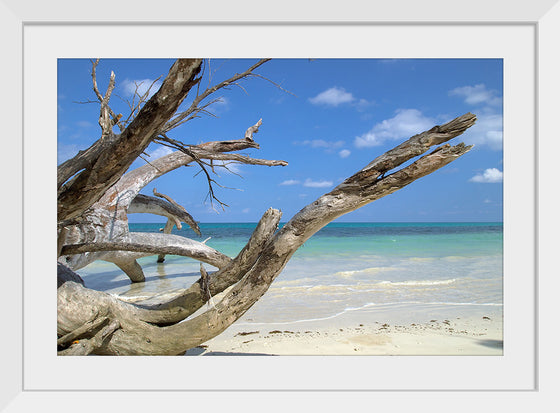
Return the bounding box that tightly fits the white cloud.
[297,139,345,149]
[469,168,503,183]
[449,84,502,107]
[485,130,503,147]
[280,178,334,188]
[354,109,435,148]
[122,78,162,98]
[309,87,355,106]
[303,178,333,188]
[448,84,503,150]
[350,85,503,152]
[279,179,301,186]
[294,139,345,154]
[242,208,250,214]
[209,96,230,113]
[146,146,174,160]
[460,112,503,151]
[76,120,94,128]
[212,160,242,175]
[355,98,374,111]
[339,149,351,158]
[215,97,228,105]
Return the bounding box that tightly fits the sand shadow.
[202,351,275,356]
[184,347,274,356]
[476,339,503,349]
[83,271,200,294]
[184,347,207,356]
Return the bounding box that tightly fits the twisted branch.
[58,59,203,222]
[162,59,271,133]
[61,232,231,270]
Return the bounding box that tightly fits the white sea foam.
[377,278,458,287]
[236,300,502,326]
[442,255,469,261]
[317,283,353,288]
[236,302,378,326]
[333,266,397,278]
[407,257,436,262]
[379,301,503,307]
[279,285,316,290]
[272,278,460,296]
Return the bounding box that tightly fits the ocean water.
[78,222,503,325]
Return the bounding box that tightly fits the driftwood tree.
[57,58,476,355]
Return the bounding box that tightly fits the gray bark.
[62,232,232,270]
[128,194,200,235]
[58,135,287,280]
[58,59,204,222]
[57,113,475,355]
[56,58,477,356]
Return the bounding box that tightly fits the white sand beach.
[186,303,503,356]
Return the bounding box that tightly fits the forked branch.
[58,59,204,222]
[58,113,476,355]
[91,59,124,133]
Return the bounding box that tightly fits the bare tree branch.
[128,194,201,235]
[131,207,282,324]
[244,118,262,141]
[247,73,296,97]
[107,137,270,207]
[91,59,124,133]
[162,59,271,133]
[149,119,285,209]
[61,232,232,270]
[118,76,163,128]
[58,133,287,275]
[57,208,282,336]
[58,59,204,222]
[191,150,288,167]
[199,264,212,304]
[156,219,175,263]
[56,54,478,357]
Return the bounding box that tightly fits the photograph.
[56,58,503,356]
[8,1,552,406]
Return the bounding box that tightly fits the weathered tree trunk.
[57,112,475,355]
[58,59,204,222]
[56,58,476,355]
[58,135,288,280]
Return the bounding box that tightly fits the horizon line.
[128,220,504,224]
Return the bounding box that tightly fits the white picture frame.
[3,0,558,410]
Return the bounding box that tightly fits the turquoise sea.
[79,222,503,326]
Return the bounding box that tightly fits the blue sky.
[58,58,503,223]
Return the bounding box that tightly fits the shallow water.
[79,222,503,324]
